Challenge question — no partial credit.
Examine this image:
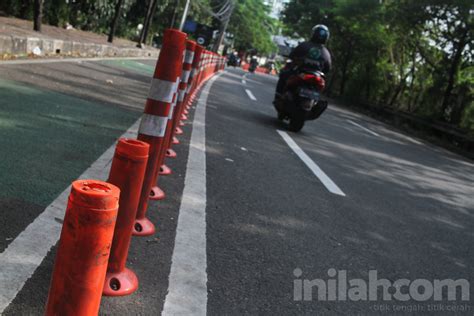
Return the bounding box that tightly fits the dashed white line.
[0,120,141,313]
[277,130,346,196]
[241,79,246,84]
[346,119,380,137]
[162,72,223,315]
[245,89,257,101]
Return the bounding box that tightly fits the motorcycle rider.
[274,24,332,103]
[249,55,259,73]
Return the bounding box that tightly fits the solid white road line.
[245,89,257,101]
[277,130,346,196]
[162,72,223,315]
[0,119,141,313]
[346,119,380,137]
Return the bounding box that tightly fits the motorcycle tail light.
[302,74,325,90]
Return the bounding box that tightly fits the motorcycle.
[227,54,240,67]
[248,56,258,73]
[274,69,328,132]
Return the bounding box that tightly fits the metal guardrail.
[333,97,474,158]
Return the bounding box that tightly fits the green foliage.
[227,0,277,54]
[283,0,473,131]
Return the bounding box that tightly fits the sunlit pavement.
[0,61,473,314]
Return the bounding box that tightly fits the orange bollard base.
[181,114,188,120]
[183,109,189,115]
[103,268,138,297]
[172,137,180,145]
[166,148,177,158]
[159,164,172,175]
[175,127,183,135]
[149,186,165,200]
[133,218,155,236]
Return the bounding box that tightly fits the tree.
[108,0,125,43]
[33,0,43,32]
[227,0,277,54]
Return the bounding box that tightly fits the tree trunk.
[450,85,469,125]
[440,28,468,121]
[144,0,159,45]
[326,70,336,97]
[138,0,159,47]
[20,0,31,19]
[407,50,417,112]
[389,80,405,107]
[108,0,124,43]
[339,55,350,95]
[33,0,43,32]
[170,0,180,28]
[364,62,371,101]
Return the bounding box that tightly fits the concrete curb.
[0,35,159,59]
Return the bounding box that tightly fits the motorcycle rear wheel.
[288,117,305,132]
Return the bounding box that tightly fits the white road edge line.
[277,130,346,197]
[162,72,223,315]
[245,89,257,101]
[346,119,380,137]
[0,119,141,313]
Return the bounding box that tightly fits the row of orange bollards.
[44,28,225,315]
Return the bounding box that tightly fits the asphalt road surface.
[0,59,473,315]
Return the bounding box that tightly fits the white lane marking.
[241,79,246,84]
[162,72,223,315]
[346,119,380,137]
[277,130,346,196]
[245,89,257,101]
[0,120,141,313]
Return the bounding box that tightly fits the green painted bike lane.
[0,59,155,252]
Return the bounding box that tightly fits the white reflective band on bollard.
[148,78,179,103]
[181,70,191,83]
[184,50,195,64]
[168,97,178,119]
[138,114,169,137]
[178,89,186,102]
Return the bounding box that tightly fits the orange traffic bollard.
[103,138,149,296]
[45,180,120,316]
[154,42,197,179]
[161,40,197,162]
[159,164,172,175]
[166,148,177,158]
[135,28,186,235]
[175,127,183,135]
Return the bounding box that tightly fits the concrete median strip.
[162,72,223,315]
[0,120,140,313]
[0,56,155,66]
[277,130,346,196]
